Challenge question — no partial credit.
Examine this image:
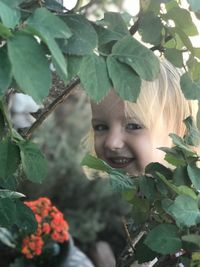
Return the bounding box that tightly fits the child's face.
[91,91,173,175]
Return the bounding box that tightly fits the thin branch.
[22,77,80,140]
[129,18,140,35]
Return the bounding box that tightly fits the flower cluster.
[21,197,69,259]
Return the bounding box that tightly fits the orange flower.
[21,197,69,259]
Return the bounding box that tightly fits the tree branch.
[22,76,80,140]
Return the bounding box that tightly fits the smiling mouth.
[106,157,134,169]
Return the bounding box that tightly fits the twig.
[23,77,80,140]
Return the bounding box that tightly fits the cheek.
[94,135,104,157]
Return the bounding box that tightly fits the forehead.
[91,91,125,119]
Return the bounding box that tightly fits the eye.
[92,124,108,132]
[126,123,142,130]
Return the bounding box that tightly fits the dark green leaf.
[19,141,47,183]
[44,0,67,12]
[0,46,12,94]
[163,195,200,227]
[169,133,195,155]
[0,2,20,29]
[145,162,173,179]
[0,198,16,228]
[60,15,97,55]
[160,147,186,167]
[135,236,158,263]
[27,8,71,82]
[112,36,160,81]
[182,234,200,248]
[0,23,12,38]
[187,164,200,191]
[109,170,135,192]
[131,195,150,224]
[7,32,51,103]
[173,166,191,186]
[184,116,200,146]
[67,55,82,82]
[27,8,71,39]
[175,27,194,52]
[165,7,198,36]
[104,12,129,36]
[107,56,141,101]
[0,139,20,179]
[94,24,124,46]
[164,48,183,68]
[180,73,200,100]
[79,54,111,101]
[139,11,163,45]
[144,224,182,254]
[138,176,157,201]
[15,200,37,234]
[81,154,112,173]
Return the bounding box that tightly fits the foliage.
[81,118,200,266]
[0,0,200,266]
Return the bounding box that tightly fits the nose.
[104,128,124,151]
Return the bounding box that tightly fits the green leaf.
[165,7,198,36]
[169,133,195,155]
[1,0,25,8]
[79,54,111,101]
[104,12,129,36]
[144,224,182,254]
[173,166,191,186]
[135,236,158,264]
[0,139,20,179]
[160,147,186,167]
[184,116,200,146]
[27,8,71,83]
[175,27,194,52]
[145,162,173,179]
[0,1,20,29]
[107,56,141,101]
[163,195,200,227]
[15,200,37,234]
[0,198,16,228]
[112,36,160,81]
[44,0,67,12]
[67,55,82,82]
[177,185,197,200]
[0,227,15,248]
[19,141,47,183]
[139,11,163,45]
[60,15,97,55]
[131,195,150,224]
[156,172,181,195]
[94,24,124,46]
[81,154,112,173]
[182,234,200,248]
[180,73,200,100]
[0,189,25,199]
[0,23,12,38]
[27,8,71,39]
[7,32,51,103]
[0,46,12,94]
[164,48,183,68]
[187,164,200,191]
[109,170,135,192]
[138,176,157,201]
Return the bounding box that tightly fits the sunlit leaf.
[7,32,51,103]
[79,54,111,101]
[112,36,160,81]
[107,56,141,101]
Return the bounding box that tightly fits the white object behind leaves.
[8,93,42,129]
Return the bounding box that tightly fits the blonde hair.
[125,58,198,137]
